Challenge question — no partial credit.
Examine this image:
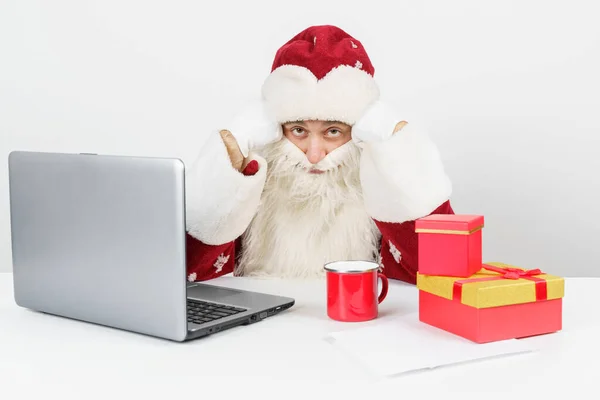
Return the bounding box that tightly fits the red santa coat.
[184,121,455,285]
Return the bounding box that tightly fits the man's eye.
[327,129,341,137]
[291,128,305,136]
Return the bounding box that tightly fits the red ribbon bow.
[452,263,548,303]
[482,264,542,280]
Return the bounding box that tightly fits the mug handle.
[378,272,389,304]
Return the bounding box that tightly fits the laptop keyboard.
[187,299,247,325]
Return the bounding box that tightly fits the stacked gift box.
[414,214,565,344]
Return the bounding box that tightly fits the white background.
[1,0,599,276]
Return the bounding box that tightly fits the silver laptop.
[7,150,294,342]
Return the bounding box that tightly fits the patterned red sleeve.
[374,200,455,285]
[185,160,260,282]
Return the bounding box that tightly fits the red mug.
[324,260,389,322]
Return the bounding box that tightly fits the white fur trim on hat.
[261,64,380,125]
[185,131,267,245]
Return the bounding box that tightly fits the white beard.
[235,137,381,279]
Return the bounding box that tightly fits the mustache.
[271,139,360,172]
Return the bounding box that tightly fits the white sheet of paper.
[327,312,537,377]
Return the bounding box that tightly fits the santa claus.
[184,25,454,284]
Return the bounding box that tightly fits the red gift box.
[415,214,484,277]
[416,262,565,343]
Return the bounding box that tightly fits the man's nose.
[305,136,327,164]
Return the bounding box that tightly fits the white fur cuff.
[225,100,283,158]
[352,100,403,143]
[185,131,267,245]
[359,123,452,223]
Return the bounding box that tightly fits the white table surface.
[1,272,598,398]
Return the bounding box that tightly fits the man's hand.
[225,100,283,158]
[352,100,408,144]
[219,130,246,172]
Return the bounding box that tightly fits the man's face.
[282,120,352,165]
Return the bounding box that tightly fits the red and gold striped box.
[415,214,484,277]
[416,262,565,343]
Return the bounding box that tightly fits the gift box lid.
[416,262,565,309]
[415,214,484,235]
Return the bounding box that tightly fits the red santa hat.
[261,25,380,126]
